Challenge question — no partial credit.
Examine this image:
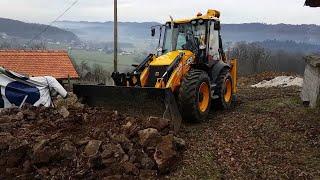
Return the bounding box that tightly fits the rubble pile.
[0,97,185,179]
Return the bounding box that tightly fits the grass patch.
[177,151,222,179]
[69,49,138,72]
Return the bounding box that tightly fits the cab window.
[208,21,220,60]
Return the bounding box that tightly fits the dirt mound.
[0,102,185,179]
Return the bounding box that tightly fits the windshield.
[162,22,207,54]
[163,24,191,53]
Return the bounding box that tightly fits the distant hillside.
[0,18,79,43]
[255,40,320,53]
[53,21,159,44]
[222,23,320,44]
[54,21,320,45]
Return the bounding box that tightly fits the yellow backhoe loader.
[74,9,237,129]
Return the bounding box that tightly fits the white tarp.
[251,76,303,88]
[0,67,67,108]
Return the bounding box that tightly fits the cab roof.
[167,9,220,24]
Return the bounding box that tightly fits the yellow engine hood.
[150,50,193,66]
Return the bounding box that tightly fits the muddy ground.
[170,72,320,179]
[1,72,319,179]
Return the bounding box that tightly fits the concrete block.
[301,55,320,108]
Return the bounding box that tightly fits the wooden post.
[114,0,118,72]
[68,74,71,91]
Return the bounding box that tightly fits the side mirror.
[157,47,163,52]
[214,21,221,30]
[199,45,206,50]
[151,28,156,37]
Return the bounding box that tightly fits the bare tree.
[228,42,270,74]
[74,61,112,84]
[29,42,47,50]
[227,41,306,75]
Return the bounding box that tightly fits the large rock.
[154,135,177,173]
[146,117,170,131]
[60,141,76,159]
[141,153,155,170]
[122,118,141,137]
[138,128,161,148]
[88,154,103,169]
[32,139,53,164]
[6,141,29,167]
[101,144,116,159]
[15,112,24,121]
[101,143,126,167]
[58,106,70,118]
[122,162,139,175]
[173,137,186,150]
[54,93,84,110]
[84,140,102,157]
[0,132,15,151]
[0,116,13,124]
[101,143,125,159]
[23,110,37,121]
[111,134,133,152]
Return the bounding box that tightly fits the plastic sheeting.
[0,67,67,108]
[251,76,303,88]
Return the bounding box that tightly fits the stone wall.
[301,55,320,108]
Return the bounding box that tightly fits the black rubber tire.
[178,69,211,123]
[213,69,234,110]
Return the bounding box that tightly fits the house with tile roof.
[0,50,78,80]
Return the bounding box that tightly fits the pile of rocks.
[0,101,185,179]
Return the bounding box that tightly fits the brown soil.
[0,103,184,179]
[170,72,320,179]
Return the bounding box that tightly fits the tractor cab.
[152,9,224,67]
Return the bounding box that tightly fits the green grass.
[69,50,138,72]
[171,150,222,180]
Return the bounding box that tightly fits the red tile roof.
[0,50,79,79]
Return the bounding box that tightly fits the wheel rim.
[224,79,232,103]
[198,82,210,112]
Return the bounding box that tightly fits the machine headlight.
[186,57,194,65]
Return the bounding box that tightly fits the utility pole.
[114,0,118,72]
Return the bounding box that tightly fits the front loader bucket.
[73,84,182,132]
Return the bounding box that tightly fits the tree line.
[0,41,47,50]
[226,41,319,75]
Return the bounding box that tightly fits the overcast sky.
[0,0,319,25]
